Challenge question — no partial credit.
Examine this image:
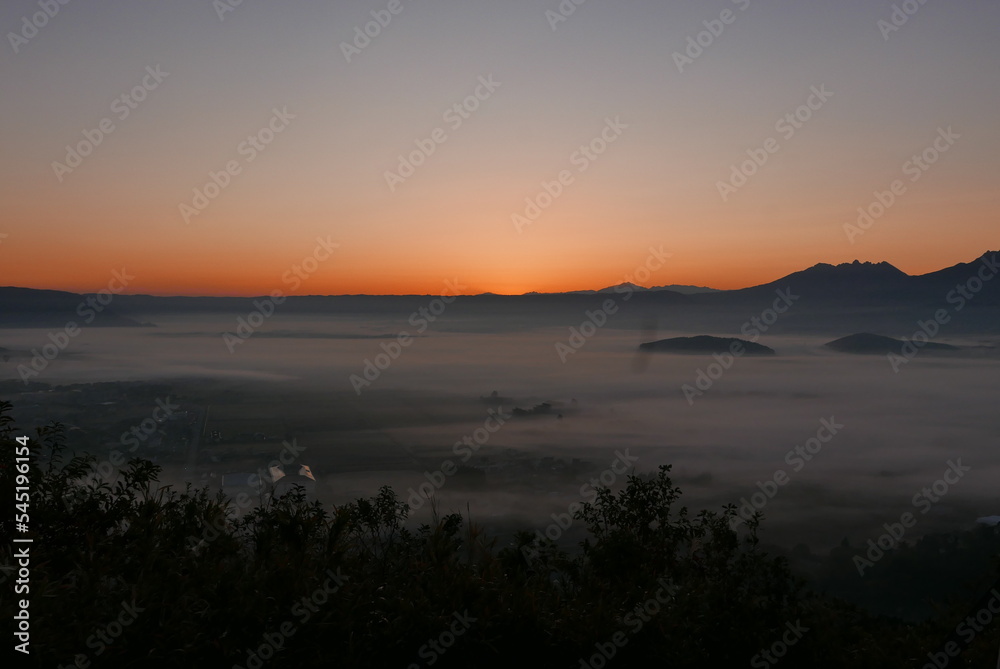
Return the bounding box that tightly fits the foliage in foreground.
[0,401,997,668]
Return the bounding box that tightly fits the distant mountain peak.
[800,260,908,280]
[807,259,902,271]
[648,283,721,295]
[602,282,644,292]
[587,282,719,295]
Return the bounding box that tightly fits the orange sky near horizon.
[1,2,997,297]
[2,223,995,297]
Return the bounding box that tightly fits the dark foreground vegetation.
[1,401,997,668]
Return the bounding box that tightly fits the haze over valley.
[4,252,998,558]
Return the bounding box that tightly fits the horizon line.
[5,250,995,298]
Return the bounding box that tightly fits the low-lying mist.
[2,310,998,555]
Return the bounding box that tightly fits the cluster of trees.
[0,400,997,668]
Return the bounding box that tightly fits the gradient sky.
[1,0,998,296]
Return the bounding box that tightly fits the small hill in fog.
[825,332,959,354]
[638,335,775,355]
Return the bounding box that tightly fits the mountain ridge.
[1,251,997,330]
[3,250,995,299]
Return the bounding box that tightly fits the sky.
[1,0,998,296]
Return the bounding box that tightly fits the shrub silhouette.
[1,400,997,668]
